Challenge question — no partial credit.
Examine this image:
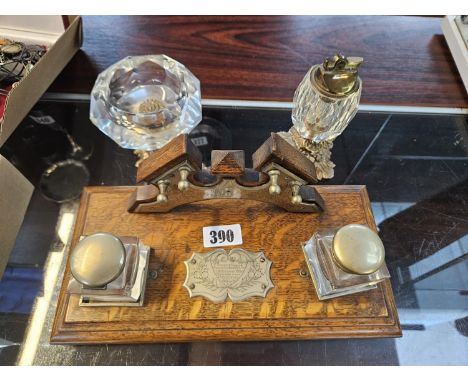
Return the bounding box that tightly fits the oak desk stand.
[51,134,401,344]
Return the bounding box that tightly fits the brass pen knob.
[178,167,191,191]
[332,224,385,275]
[290,181,302,205]
[268,169,281,195]
[156,179,169,202]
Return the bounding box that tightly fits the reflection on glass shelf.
[372,194,467,365]
[409,235,468,282]
[395,307,468,365]
[371,202,415,225]
[1,100,467,365]
[16,202,78,366]
[0,267,42,314]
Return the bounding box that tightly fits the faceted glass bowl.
[90,55,202,150]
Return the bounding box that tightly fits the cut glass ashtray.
[90,55,202,151]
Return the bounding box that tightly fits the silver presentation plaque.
[183,248,274,303]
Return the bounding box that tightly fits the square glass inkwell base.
[302,224,390,300]
[67,233,150,307]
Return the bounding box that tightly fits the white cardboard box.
[0,15,82,146]
[0,154,33,278]
[0,16,82,277]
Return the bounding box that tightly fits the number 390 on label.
[202,224,243,248]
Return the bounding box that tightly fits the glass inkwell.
[67,233,150,306]
[302,224,390,300]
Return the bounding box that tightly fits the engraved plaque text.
[183,248,274,303]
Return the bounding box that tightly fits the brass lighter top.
[313,54,363,97]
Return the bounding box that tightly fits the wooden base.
[51,185,401,344]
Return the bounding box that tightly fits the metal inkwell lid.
[331,224,385,275]
[312,54,363,97]
[70,233,126,288]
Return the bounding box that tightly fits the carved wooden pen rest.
[127,132,325,214]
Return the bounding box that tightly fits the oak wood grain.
[127,184,158,212]
[253,133,318,183]
[48,16,468,108]
[51,185,401,344]
[136,134,202,184]
[211,150,245,177]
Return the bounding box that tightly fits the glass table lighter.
[280,54,362,179]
